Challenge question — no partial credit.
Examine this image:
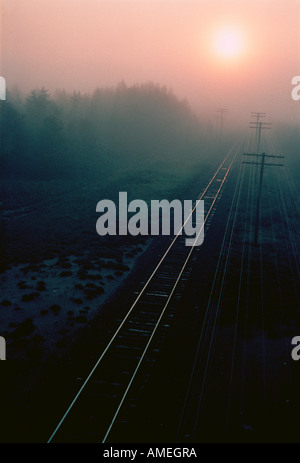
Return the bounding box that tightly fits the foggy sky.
[1,0,300,129]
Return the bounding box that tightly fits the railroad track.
[48,142,241,443]
[173,133,300,443]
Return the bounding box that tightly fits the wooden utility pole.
[249,121,271,154]
[216,108,228,141]
[243,152,284,245]
[250,112,266,148]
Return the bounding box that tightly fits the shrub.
[60,270,72,277]
[13,318,36,337]
[75,315,87,323]
[50,304,61,313]
[21,292,39,302]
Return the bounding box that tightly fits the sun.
[213,27,244,59]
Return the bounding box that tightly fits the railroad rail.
[174,133,299,442]
[48,142,241,443]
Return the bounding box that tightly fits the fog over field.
[0,0,299,372]
[2,0,300,129]
[0,0,299,445]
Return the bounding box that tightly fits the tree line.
[0,82,205,180]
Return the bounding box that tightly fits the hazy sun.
[213,27,244,59]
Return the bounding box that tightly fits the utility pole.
[243,152,284,245]
[250,112,266,148]
[216,108,228,141]
[249,120,271,154]
[216,115,220,138]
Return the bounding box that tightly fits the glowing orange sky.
[1,0,300,127]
